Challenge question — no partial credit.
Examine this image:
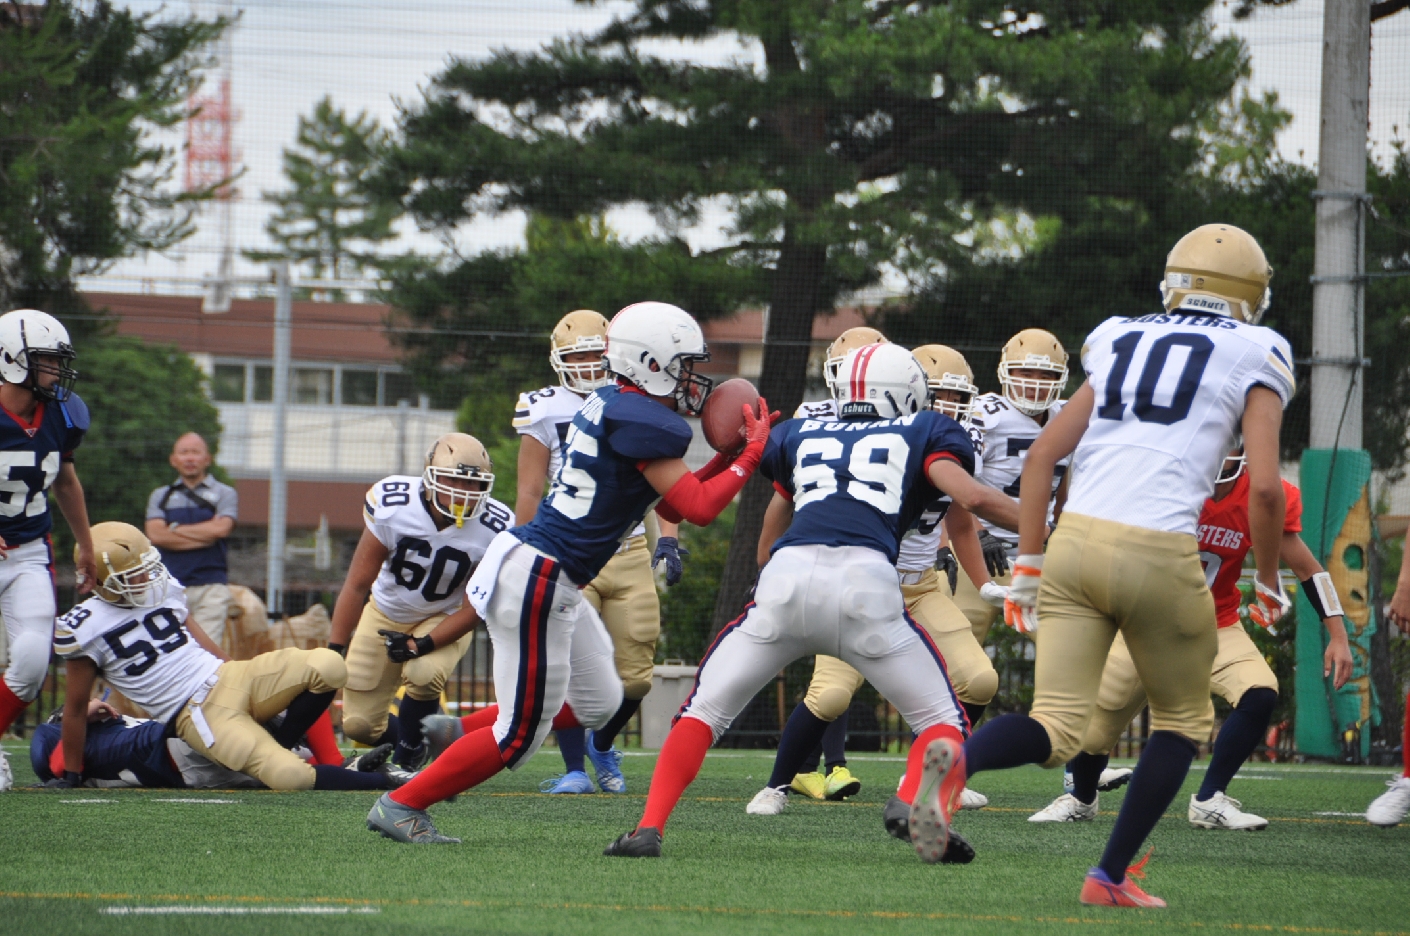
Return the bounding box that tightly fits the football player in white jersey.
[960,224,1296,908]
[53,523,396,791]
[511,310,680,795]
[954,329,1072,642]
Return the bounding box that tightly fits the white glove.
[978,581,1010,609]
[1249,576,1290,632]
[1004,554,1043,635]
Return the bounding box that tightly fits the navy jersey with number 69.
[515,385,693,586]
[0,394,88,545]
[761,410,976,564]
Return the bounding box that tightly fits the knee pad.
[259,756,318,791]
[4,632,52,701]
[1235,686,1278,721]
[305,648,347,692]
[621,677,653,701]
[402,659,449,699]
[340,712,387,747]
[805,687,854,723]
[956,667,998,707]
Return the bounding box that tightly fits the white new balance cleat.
[0,750,12,792]
[746,786,788,816]
[1029,793,1098,823]
[960,788,988,810]
[1188,792,1268,830]
[1366,776,1410,827]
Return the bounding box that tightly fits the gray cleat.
[366,792,460,844]
[421,714,464,761]
[883,795,910,840]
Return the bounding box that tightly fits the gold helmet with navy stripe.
[88,521,170,608]
[1161,224,1272,324]
[423,432,494,527]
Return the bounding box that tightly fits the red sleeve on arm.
[655,501,683,524]
[922,451,960,486]
[1282,480,1302,534]
[659,441,765,526]
[772,481,793,502]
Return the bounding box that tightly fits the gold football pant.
[341,599,474,745]
[951,565,1011,645]
[583,535,660,701]
[803,568,997,721]
[1031,513,1217,768]
[1079,625,1278,756]
[173,647,346,790]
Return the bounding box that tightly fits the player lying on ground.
[747,344,1017,817]
[606,343,1021,864]
[1367,537,1410,826]
[30,698,400,789]
[52,523,397,792]
[514,310,682,796]
[365,301,764,844]
[1029,447,1352,827]
[0,309,95,794]
[329,432,521,771]
[959,223,1296,908]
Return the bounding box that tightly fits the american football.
[701,377,760,453]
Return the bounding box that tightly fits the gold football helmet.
[551,309,611,393]
[823,326,889,395]
[998,329,1068,417]
[423,432,494,527]
[88,521,170,608]
[1161,224,1272,324]
[912,344,978,423]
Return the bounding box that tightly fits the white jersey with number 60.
[1064,312,1295,535]
[364,476,513,623]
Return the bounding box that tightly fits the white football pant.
[1,538,57,701]
[679,544,966,740]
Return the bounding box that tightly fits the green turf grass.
[1,739,1405,936]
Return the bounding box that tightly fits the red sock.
[639,717,713,834]
[0,681,28,736]
[305,711,343,765]
[552,703,580,731]
[897,724,965,804]
[49,741,66,778]
[1402,692,1409,778]
[391,726,504,810]
[459,704,499,735]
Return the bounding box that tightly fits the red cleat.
[1079,852,1166,908]
[908,736,966,864]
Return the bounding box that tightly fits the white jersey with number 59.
[364,476,513,623]
[1064,312,1295,535]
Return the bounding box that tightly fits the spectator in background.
[1366,536,1410,826]
[144,432,238,649]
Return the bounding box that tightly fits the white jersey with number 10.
[1064,312,1295,536]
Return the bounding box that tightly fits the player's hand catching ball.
[652,536,688,586]
[742,396,771,448]
[1248,576,1290,630]
[1004,554,1043,634]
[379,629,434,663]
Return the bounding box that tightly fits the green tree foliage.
[252,97,401,285]
[0,1,225,324]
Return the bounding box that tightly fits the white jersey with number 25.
[1064,312,1295,536]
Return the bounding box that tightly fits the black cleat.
[884,795,910,840]
[344,743,394,773]
[941,828,975,864]
[604,827,662,857]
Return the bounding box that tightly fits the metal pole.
[395,398,409,476]
[266,262,292,618]
[1310,0,1370,450]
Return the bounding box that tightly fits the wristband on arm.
[1301,571,1344,620]
[656,439,765,526]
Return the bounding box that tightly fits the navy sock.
[821,712,848,773]
[963,713,1052,778]
[270,691,334,749]
[800,742,824,775]
[592,697,642,752]
[1069,752,1108,806]
[1198,688,1277,801]
[1098,731,1196,883]
[557,727,587,774]
[962,701,988,730]
[312,764,389,790]
[395,696,441,753]
[373,721,399,748]
[768,703,832,789]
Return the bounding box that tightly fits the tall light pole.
[266,262,292,618]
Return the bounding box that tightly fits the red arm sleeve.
[658,439,766,526]
[1282,480,1302,534]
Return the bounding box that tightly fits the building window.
[342,369,378,406]
[211,364,246,402]
[253,365,273,402]
[293,367,333,405]
[382,371,419,407]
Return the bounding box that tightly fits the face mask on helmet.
[932,387,975,423]
[1217,449,1246,484]
[999,364,1066,416]
[667,354,713,416]
[423,465,494,527]
[551,340,611,394]
[99,548,171,608]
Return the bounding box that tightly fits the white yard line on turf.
[60,799,115,804]
[100,906,379,915]
[152,798,239,804]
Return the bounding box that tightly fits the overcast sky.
[91,0,1410,292]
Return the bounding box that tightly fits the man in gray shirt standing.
[144,432,239,650]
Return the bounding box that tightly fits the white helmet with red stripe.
[831,342,930,420]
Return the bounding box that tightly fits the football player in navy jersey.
[605,343,1019,863]
[366,302,769,843]
[0,309,95,793]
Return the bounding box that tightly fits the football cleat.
[1029,793,1098,823]
[0,750,12,792]
[604,827,662,858]
[540,771,595,794]
[960,788,988,810]
[746,786,789,815]
[393,740,429,772]
[585,732,627,793]
[1188,792,1268,831]
[366,793,460,844]
[908,736,966,864]
[378,765,418,789]
[1080,868,1166,908]
[790,771,827,800]
[824,765,862,801]
[1367,776,1410,827]
[421,714,464,761]
[1063,766,1133,795]
[343,743,394,773]
[883,794,910,840]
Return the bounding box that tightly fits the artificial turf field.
[1,739,1405,936]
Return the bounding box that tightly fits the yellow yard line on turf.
[0,890,1405,934]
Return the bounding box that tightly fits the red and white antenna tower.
[184,0,239,312]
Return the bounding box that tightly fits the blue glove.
[652,536,688,587]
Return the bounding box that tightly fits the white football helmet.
[997,328,1067,417]
[90,522,171,609]
[823,326,889,395]
[0,309,78,400]
[423,432,494,527]
[604,302,713,415]
[550,309,612,393]
[832,343,930,420]
[1217,445,1246,484]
